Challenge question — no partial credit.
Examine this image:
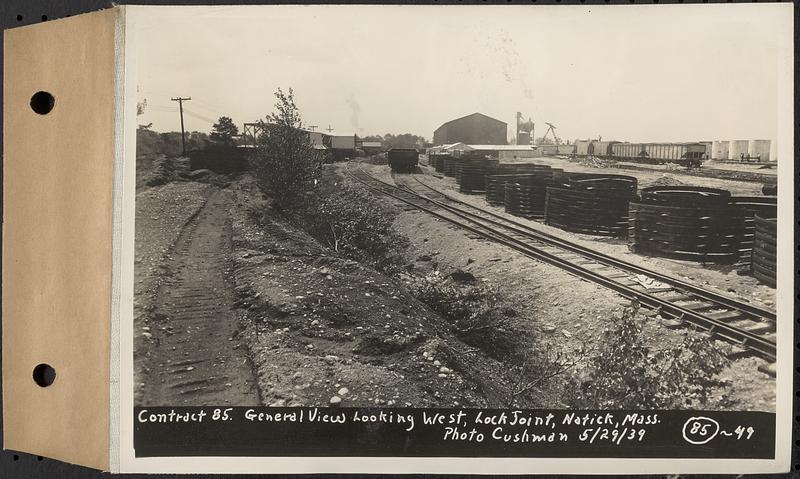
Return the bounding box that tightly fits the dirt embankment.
[354,162,775,412]
[225,176,525,408]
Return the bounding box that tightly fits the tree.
[250,88,323,208]
[210,116,239,146]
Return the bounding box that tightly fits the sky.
[131,4,791,143]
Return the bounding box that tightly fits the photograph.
[131,4,783,417]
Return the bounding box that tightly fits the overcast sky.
[131,4,791,143]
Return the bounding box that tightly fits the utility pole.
[326,124,334,133]
[170,96,191,154]
[308,125,318,132]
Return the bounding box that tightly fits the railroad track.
[346,164,777,369]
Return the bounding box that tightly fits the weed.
[569,300,729,409]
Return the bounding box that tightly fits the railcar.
[574,140,592,156]
[387,148,419,173]
[588,141,618,157]
[600,141,707,168]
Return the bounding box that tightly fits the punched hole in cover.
[30,91,55,115]
[32,363,56,387]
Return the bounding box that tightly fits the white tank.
[729,140,749,161]
[748,139,771,162]
[711,140,729,160]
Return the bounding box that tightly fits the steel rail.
[408,174,776,323]
[346,165,776,361]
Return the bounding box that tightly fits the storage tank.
[748,139,771,162]
[729,140,749,161]
[711,140,729,160]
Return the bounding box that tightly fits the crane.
[542,122,561,145]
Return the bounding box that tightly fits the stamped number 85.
[682,417,720,445]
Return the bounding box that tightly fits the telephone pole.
[170,97,191,154]
[326,124,334,133]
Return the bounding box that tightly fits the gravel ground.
[133,180,212,404]
[704,160,777,176]
[354,161,775,412]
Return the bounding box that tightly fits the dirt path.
[139,189,260,406]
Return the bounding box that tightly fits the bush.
[144,155,190,187]
[249,88,324,208]
[412,271,521,359]
[570,301,729,409]
[291,180,408,270]
[137,127,211,158]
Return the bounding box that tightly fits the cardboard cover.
[3,8,119,470]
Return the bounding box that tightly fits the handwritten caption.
[135,408,729,446]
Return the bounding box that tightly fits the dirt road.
[139,189,260,406]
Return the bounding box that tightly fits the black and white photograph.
[124,3,792,471]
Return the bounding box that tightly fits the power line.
[183,108,216,124]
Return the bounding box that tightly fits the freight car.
[387,148,419,173]
[589,141,618,157]
[604,142,708,168]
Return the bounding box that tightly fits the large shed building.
[433,112,507,146]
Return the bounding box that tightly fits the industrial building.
[433,113,507,146]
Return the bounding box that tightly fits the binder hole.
[41,15,48,21]
[32,363,56,387]
[30,91,55,115]
[16,14,23,22]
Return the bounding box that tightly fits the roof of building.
[466,144,537,151]
[428,143,542,152]
[360,141,382,147]
[434,112,507,132]
[441,143,538,152]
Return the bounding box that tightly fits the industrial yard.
[131,5,784,414]
[133,129,778,411]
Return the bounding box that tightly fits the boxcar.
[387,148,419,173]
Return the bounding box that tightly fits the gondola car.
[572,140,706,168]
[611,142,706,168]
[387,148,419,173]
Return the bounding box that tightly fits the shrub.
[249,88,324,208]
[144,155,190,187]
[291,180,408,270]
[412,271,521,359]
[571,300,729,409]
